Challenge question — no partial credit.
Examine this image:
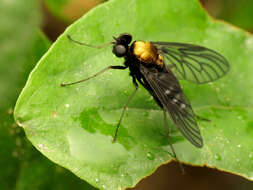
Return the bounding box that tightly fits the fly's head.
[112,33,132,57]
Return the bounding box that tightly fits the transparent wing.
[152,42,229,84]
[139,64,203,147]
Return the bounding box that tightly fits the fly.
[61,33,230,171]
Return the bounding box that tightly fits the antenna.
[67,34,113,49]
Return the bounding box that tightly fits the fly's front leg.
[61,65,127,86]
[113,77,138,142]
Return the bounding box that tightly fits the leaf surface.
[15,0,253,189]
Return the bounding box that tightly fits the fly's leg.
[196,115,210,122]
[61,65,127,86]
[67,34,113,48]
[163,110,185,174]
[113,77,138,142]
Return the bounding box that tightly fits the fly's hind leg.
[196,115,210,122]
[163,110,185,174]
[113,77,138,142]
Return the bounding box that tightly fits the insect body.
[62,33,229,164]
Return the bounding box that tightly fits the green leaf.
[15,152,97,190]
[0,0,96,189]
[14,0,253,189]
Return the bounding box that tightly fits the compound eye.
[113,45,126,57]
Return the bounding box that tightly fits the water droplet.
[147,152,155,160]
[38,144,48,151]
[249,152,253,159]
[237,144,241,148]
[148,96,153,101]
[214,154,221,161]
[102,185,106,189]
[120,174,124,177]
[238,116,242,120]
[95,178,99,183]
[72,167,79,172]
[236,158,240,162]
[16,120,23,127]
[120,172,133,184]
[65,104,70,108]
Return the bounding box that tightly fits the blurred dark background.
[40,0,253,189]
[42,0,253,42]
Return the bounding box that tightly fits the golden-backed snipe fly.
[61,33,229,168]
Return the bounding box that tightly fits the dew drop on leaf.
[249,152,253,159]
[214,154,222,161]
[148,96,153,101]
[146,152,155,160]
